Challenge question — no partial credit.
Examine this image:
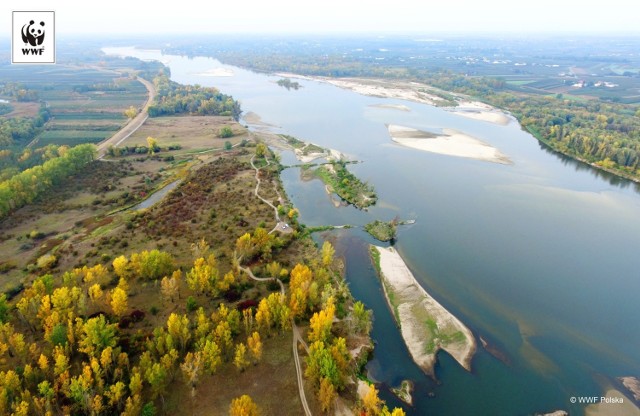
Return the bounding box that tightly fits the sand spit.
[387,124,511,164]
[193,68,234,77]
[447,100,511,125]
[369,103,412,112]
[619,377,640,401]
[372,245,476,377]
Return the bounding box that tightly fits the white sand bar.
[373,246,476,377]
[449,100,511,125]
[388,124,511,164]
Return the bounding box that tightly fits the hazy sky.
[2,0,639,35]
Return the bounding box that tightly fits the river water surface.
[105,47,640,415]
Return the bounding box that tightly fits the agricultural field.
[0,63,150,148]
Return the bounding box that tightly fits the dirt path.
[96,76,156,159]
[245,152,311,416]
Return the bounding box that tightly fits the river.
[105,47,640,415]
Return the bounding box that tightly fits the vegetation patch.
[364,219,397,242]
[307,162,377,209]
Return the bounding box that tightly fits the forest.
[147,75,242,120]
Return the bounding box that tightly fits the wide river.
[106,47,640,415]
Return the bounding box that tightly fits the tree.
[229,395,260,416]
[146,137,159,154]
[88,284,103,306]
[289,263,313,318]
[362,384,383,416]
[124,106,138,119]
[224,141,233,151]
[318,377,336,414]
[321,241,335,268]
[181,351,203,397]
[255,142,267,158]
[219,126,234,138]
[79,315,117,357]
[233,342,248,371]
[308,298,335,344]
[167,313,191,352]
[112,255,129,279]
[110,287,128,318]
[352,301,372,335]
[130,250,174,280]
[186,255,220,296]
[199,339,222,374]
[235,233,254,260]
[160,271,180,303]
[247,331,262,364]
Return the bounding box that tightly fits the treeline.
[1,82,39,102]
[0,105,50,148]
[0,144,95,219]
[147,75,242,120]
[411,71,640,176]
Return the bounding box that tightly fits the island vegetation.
[305,161,377,209]
[276,78,302,90]
[364,219,397,242]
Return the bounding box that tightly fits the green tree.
[79,315,117,357]
[219,126,234,138]
[224,141,233,151]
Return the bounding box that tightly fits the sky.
[2,0,640,36]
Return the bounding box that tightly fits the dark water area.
[105,47,640,415]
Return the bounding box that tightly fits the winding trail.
[244,152,311,416]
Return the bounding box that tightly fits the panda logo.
[21,20,45,47]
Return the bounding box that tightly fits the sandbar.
[387,124,511,164]
[585,389,640,416]
[448,100,511,125]
[372,245,476,377]
[193,68,234,77]
[369,103,411,112]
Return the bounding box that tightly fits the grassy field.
[124,115,249,153]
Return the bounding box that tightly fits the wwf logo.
[12,11,55,64]
[21,20,46,47]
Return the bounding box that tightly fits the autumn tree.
[110,287,128,317]
[321,241,335,268]
[289,263,313,318]
[235,233,254,260]
[79,315,117,358]
[167,313,191,352]
[362,383,383,416]
[233,342,248,371]
[308,298,335,344]
[112,255,129,279]
[190,238,210,260]
[255,142,267,158]
[130,249,174,280]
[229,394,260,416]
[160,270,181,303]
[247,331,262,364]
[181,351,203,397]
[146,136,159,154]
[186,255,220,296]
[124,106,138,119]
[318,377,336,414]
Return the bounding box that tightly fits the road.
[96,76,156,159]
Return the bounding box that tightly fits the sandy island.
[387,124,511,164]
[193,68,234,77]
[369,103,411,112]
[447,100,511,125]
[372,245,476,377]
[585,388,640,416]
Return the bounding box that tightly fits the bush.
[219,126,234,138]
[186,296,198,312]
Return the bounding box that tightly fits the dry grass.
[1,102,40,118]
[125,116,249,152]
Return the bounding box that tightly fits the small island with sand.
[387,124,511,165]
[370,245,476,377]
[305,161,377,209]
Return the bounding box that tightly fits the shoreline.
[448,100,511,125]
[387,124,511,165]
[371,245,476,377]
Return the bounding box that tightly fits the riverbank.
[370,245,476,377]
[387,124,511,164]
